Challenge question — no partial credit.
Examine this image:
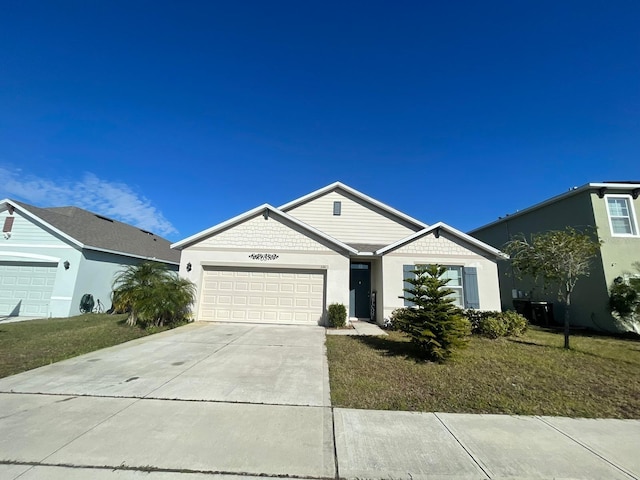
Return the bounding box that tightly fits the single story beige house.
[171,183,503,326]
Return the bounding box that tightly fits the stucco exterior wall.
[470,189,639,332]
[381,230,501,321]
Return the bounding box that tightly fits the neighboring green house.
[0,199,180,319]
[469,182,640,333]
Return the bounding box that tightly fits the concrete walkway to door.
[0,322,639,480]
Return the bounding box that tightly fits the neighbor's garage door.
[0,262,57,317]
[199,268,325,325]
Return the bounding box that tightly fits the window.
[333,201,341,216]
[403,265,478,308]
[606,196,638,236]
[440,266,463,307]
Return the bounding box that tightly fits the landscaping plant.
[504,227,601,349]
[394,264,470,362]
[112,261,196,328]
[328,303,348,328]
[463,310,528,338]
[609,263,640,333]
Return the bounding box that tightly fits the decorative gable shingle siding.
[195,215,333,252]
[285,190,419,245]
[388,231,477,257]
[381,231,501,321]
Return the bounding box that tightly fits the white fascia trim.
[83,245,180,265]
[171,203,358,254]
[278,182,428,229]
[376,221,507,258]
[1,198,84,249]
[468,182,640,234]
[0,251,61,262]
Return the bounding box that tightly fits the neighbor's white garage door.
[199,268,325,325]
[0,262,57,317]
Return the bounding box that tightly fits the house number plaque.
[249,253,279,261]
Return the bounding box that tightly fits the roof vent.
[140,229,154,236]
[95,214,114,222]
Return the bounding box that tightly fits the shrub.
[112,262,196,328]
[477,315,508,338]
[462,309,495,333]
[462,309,528,338]
[328,303,347,328]
[396,265,471,362]
[499,311,528,336]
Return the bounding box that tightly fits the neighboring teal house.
[470,182,640,333]
[0,199,180,319]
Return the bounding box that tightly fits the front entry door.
[350,263,371,318]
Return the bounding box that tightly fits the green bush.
[328,303,347,328]
[476,315,508,339]
[462,309,528,338]
[396,265,470,362]
[499,311,528,336]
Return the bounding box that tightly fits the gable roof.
[2,199,180,264]
[279,182,428,230]
[377,221,507,258]
[171,204,358,253]
[469,182,640,234]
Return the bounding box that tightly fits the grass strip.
[0,314,167,378]
[326,328,640,418]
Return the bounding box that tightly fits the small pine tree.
[395,264,470,362]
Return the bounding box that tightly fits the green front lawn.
[0,314,168,378]
[326,328,640,418]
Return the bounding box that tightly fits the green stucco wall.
[470,189,631,332]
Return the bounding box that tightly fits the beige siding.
[285,191,419,245]
[196,215,333,252]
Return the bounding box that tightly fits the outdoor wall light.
[186,262,192,272]
[63,260,70,270]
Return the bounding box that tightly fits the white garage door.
[199,268,325,325]
[0,262,57,317]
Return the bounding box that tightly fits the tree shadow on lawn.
[352,334,430,362]
[507,336,640,366]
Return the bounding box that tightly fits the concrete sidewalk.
[0,322,638,480]
[326,320,388,336]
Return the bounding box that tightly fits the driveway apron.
[0,322,335,479]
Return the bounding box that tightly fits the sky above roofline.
[1,1,638,241]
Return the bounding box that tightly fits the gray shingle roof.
[12,200,180,264]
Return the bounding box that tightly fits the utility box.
[530,301,554,326]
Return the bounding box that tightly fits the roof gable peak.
[279,182,428,230]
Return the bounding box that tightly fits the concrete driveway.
[1,322,639,480]
[0,322,334,479]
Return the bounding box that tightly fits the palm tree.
[112,261,195,327]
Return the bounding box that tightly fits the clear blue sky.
[1,1,639,241]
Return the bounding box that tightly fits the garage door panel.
[0,262,57,317]
[199,268,325,325]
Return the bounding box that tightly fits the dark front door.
[350,263,371,318]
